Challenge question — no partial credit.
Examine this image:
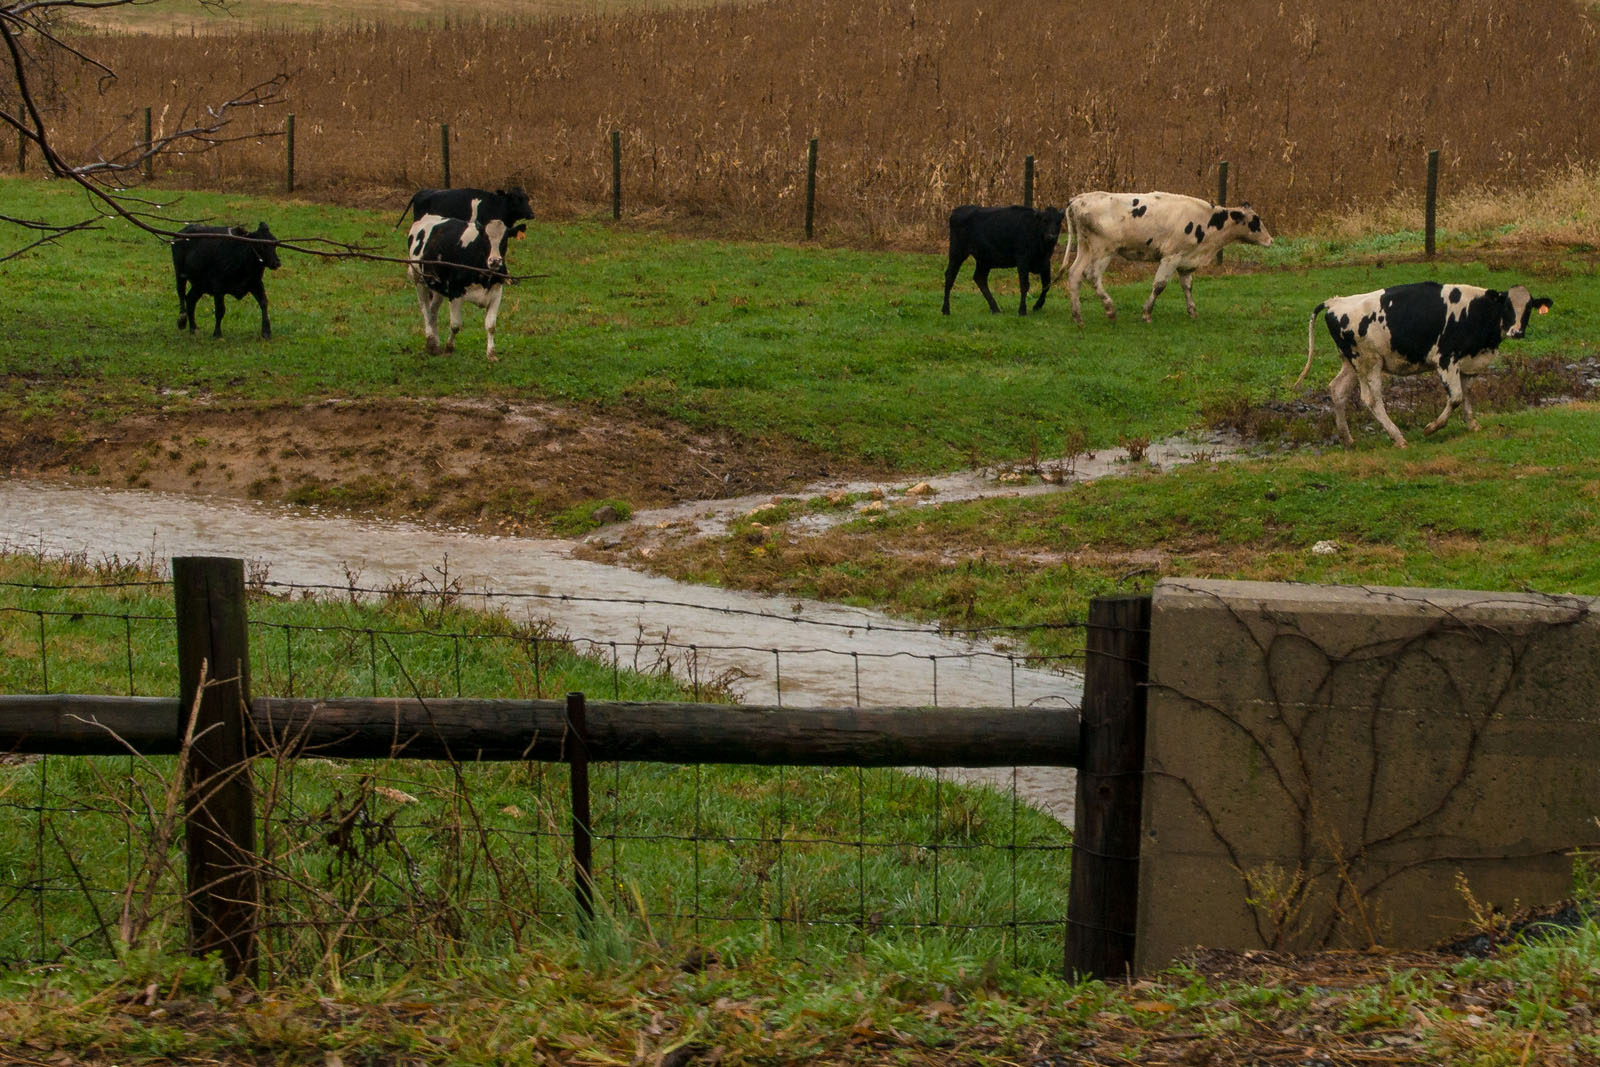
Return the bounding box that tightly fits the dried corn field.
[37,0,1600,245]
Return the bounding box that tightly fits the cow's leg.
[481,285,504,363]
[445,298,463,353]
[1142,259,1180,323]
[416,284,442,355]
[182,290,202,334]
[942,252,964,315]
[973,265,1001,314]
[175,276,191,330]
[1425,365,1474,434]
[1031,262,1051,312]
[1328,362,1359,446]
[1178,269,1198,318]
[210,293,226,338]
[1086,254,1116,321]
[1066,251,1087,325]
[250,282,271,339]
[1015,266,1030,316]
[1356,362,1408,448]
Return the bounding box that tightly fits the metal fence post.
[1425,148,1440,259]
[143,106,153,180]
[441,122,451,188]
[173,556,257,982]
[285,113,295,194]
[1024,154,1035,209]
[804,137,818,239]
[1215,160,1229,264]
[611,130,622,220]
[1065,593,1151,982]
[567,691,595,926]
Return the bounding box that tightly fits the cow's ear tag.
[517,231,525,239]
[1539,306,1549,315]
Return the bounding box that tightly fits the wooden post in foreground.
[1065,594,1152,981]
[173,556,258,981]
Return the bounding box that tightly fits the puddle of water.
[591,434,1240,548]
[1,478,1083,820]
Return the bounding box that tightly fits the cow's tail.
[1060,202,1078,271]
[393,195,418,229]
[1296,303,1327,385]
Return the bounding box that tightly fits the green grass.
[7,175,1596,475]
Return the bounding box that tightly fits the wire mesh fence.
[0,564,1084,977]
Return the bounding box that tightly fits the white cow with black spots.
[1060,191,1273,324]
[1297,281,1553,447]
[405,209,520,362]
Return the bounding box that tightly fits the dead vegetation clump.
[40,0,1600,246]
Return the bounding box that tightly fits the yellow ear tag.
[1539,306,1549,315]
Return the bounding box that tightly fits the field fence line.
[0,559,1088,976]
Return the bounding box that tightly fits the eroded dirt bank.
[0,397,872,537]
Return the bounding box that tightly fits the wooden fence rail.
[0,557,1150,983]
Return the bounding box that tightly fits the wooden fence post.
[285,113,295,194]
[1425,148,1439,259]
[1024,154,1035,209]
[567,691,595,926]
[1065,593,1151,982]
[173,556,257,982]
[804,137,818,239]
[440,122,451,188]
[611,129,622,220]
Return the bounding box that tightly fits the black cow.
[395,186,534,230]
[172,222,281,338]
[941,204,1065,316]
[1296,281,1554,447]
[406,213,521,361]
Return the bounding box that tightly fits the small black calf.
[172,222,281,338]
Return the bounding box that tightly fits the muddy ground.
[0,397,874,538]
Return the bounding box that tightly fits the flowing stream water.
[1,439,1239,822]
[2,477,1092,820]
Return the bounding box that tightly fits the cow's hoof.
[425,339,440,355]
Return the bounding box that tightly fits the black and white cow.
[941,204,1066,316]
[1297,281,1553,447]
[406,213,520,362]
[395,186,534,230]
[171,222,281,338]
[1060,192,1273,324]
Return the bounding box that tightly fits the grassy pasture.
[4,175,1597,475]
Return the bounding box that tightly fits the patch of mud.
[0,397,869,537]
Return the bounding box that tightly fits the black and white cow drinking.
[1060,192,1273,324]
[171,222,281,338]
[395,186,534,230]
[406,213,519,362]
[1297,281,1553,447]
[941,204,1066,316]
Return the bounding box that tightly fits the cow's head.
[498,186,535,223]
[248,221,282,271]
[1228,203,1274,247]
[1036,206,1065,247]
[482,220,511,277]
[1502,285,1553,339]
